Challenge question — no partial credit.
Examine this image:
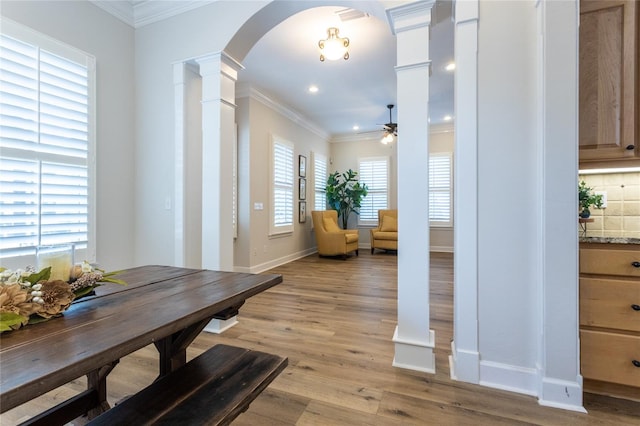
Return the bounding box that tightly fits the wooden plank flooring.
[2,252,639,425]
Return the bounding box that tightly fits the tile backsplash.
[578,172,640,238]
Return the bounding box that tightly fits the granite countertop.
[579,236,640,245]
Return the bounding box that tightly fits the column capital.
[195,51,244,81]
[386,0,436,35]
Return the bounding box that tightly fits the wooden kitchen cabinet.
[579,243,640,400]
[579,0,640,167]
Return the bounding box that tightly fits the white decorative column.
[451,0,480,383]
[387,0,436,374]
[196,52,243,334]
[195,52,243,273]
[536,0,584,412]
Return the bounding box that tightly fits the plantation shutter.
[271,137,294,234]
[0,31,92,258]
[429,153,452,226]
[359,157,388,223]
[313,153,327,210]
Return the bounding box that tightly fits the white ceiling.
[92,0,454,140]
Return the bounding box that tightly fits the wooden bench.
[87,344,287,426]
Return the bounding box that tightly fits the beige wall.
[234,93,330,272]
[578,171,640,238]
[329,125,454,252]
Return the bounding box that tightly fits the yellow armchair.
[311,210,359,258]
[370,209,398,254]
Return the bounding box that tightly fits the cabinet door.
[579,0,638,164]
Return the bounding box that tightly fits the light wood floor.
[3,252,639,425]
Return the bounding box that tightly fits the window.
[270,135,294,235]
[0,21,96,260]
[429,153,453,227]
[313,152,327,211]
[359,157,389,223]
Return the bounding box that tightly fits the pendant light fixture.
[319,27,349,62]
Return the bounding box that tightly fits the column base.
[392,326,436,374]
[203,316,238,334]
[538,376,586,413]
[449,340,480,383]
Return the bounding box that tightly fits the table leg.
[86,361,119,420]
[153,304,246,379]
[154,318,211,378]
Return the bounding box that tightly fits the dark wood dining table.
[0,265,282,425]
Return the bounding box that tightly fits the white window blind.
[313,153,327,211]
[359,157,388,223]
[1,26,95,259]
[270,136,294,235]
[429,153,453,227]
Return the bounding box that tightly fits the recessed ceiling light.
[308,85,319,93]
[445,62,456,71]
[352,125,359,131]
[444,115,453,121]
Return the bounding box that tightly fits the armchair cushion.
[345,233,359,244]
[323,217,341,233]
[380,215,397,232]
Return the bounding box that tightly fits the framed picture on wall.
[299,155,306,177]
[299,178,306,200]
[299,201,306,223]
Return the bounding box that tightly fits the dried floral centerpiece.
[0,262,125,333]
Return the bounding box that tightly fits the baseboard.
[479,360,538,397]
[538,376,586,413]
[203,317,238,334]
[430,245,454,253]
[234,247,317,274]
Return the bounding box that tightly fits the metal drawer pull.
[632,261,640,268]
[633,360,640,368]
[633,304,640,311]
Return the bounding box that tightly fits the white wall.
[1,1,136,271]
[133,2,266,266]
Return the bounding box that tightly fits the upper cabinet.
[579,0,640,167]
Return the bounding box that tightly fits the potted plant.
[325,169,368,229]
[578,180,603,218]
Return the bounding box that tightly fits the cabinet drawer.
[580,248,640,277]
[580,278,640,332]
[581,330,640,387]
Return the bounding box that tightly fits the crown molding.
[236,85,330,142]
[133,0,214,28]
[331,122,454,144]
[330,133,382,144]
[430,122,454,134]
[90,0,214,28]
[90,0,135,27]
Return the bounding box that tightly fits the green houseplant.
[578,180,603,218]
[325,169,368,229]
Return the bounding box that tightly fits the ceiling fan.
[359,104,398,144]
[380,104,398,144]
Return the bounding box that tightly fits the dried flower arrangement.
[0,262,125,333]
